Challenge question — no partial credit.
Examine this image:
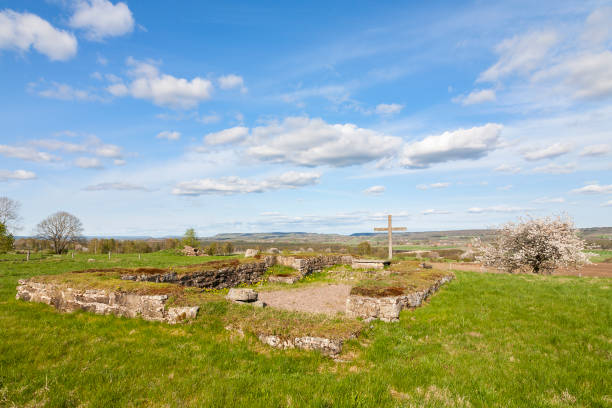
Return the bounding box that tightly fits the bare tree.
[0,197,21,232]
[36,211,84,254]
[475,215,590,274]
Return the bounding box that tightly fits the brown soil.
[434,262,612,278]
[350,286,405,297]
[258,284,352,316]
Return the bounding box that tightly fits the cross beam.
[374,215,406,260]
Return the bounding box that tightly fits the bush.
[0,223,14,253]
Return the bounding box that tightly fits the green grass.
[394,245,459,251]
[588,249,612,263]
[1,252,611,407]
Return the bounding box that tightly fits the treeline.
[13,238,183,254]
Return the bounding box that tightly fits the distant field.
[393,245,460,251]
[589,249,612,263]
[0,252,610,407]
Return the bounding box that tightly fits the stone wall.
[276,255,353,277]
[16,280,198,324]
[346,275,454,322]
[121,261,269,289]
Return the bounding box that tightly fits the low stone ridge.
[276,255,354,277]
[346,274,454,322]
[351,259,390,270]
[182,246,207,256]
[244,249,259,257]
[257,334,344,356]
[226,288,258,302]
[267,275,300,284]
[121,261,268,289]
[16,279,198,324]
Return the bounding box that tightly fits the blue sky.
[1,0,611,236]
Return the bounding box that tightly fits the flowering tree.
[475,216,590,274]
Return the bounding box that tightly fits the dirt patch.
[258,284,352,316]
[350,286,405,297]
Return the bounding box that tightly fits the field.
[1,252,611,407]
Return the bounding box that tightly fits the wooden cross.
[374,215,406,260]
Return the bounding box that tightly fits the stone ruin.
[182,246,206,256]
[16,253,453,356]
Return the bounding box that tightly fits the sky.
[1,0,611,237]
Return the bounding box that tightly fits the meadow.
[0,252,610,407]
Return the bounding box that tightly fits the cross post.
[374,215,407,260]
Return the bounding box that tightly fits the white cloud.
[218,74,247,93]
[532,162,576,174]
[416,182,450,190]
[30,139,87,153]
[468,205,531,214]
[172,171,321,196]
[580,144,610,156]
[36,82,99,101]
[156,131,181,141]
[0,10,77,61]
[400,123,502,168]
[0,145,58,162]
[0,169,36,181]
[498,184,513,191]
[421,209,451,215]
[107,58,214,109]
[84,182,149,191]
[375,103,403,115]
[581,7,612,45]
[204,126,249,145]
[199,113,221,124]
[523,143,572,161]
[113,159,126,166]
[453,89,496,105]
[95,144,122,158]
[494,164,521,174]
[363,185,385,195]
[533,197,565,203]
[478,30,558,82]
[74,157,103,169]
[69,0,134,40]
[571,183,612,194]
[247,117,402,167]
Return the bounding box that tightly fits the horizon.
[1,1,611,236]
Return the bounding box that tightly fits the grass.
[1,252,611,407]
[588,249,612,263]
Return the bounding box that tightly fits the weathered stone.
[346,275,454,321]
[268,275,299,284]
[257,334,343,356]
[226,288,258,302]
[244,249,259,257]
[419,262,433,269]
[251,300,267,308]
[15,280,198,324]
[269,248,280,254]
[352,259,390,270]
[276,255,354,277]
[182,246,206,256]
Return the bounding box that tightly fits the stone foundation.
[276,255,353,277]
[121,261,268,289]
[351,259,390,270]
[346,275,454,322]
[257,334,344,356]
[16,280,198,324]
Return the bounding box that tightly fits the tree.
[206,242,219,256]
[222,242,234,255]
[182,228,199,247]
[475,215,590,274]
[36,211,84,254]
[357,241,372,256]
[0,197,21,233]
[0,223,14,253]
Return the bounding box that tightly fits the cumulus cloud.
[204,126,249,145]
[421,209,451,215]
[94,144,122,158]
[468,205,531,214]
[156,131,181,141]
[35,82,100,101]
[400,123,502,169]
[416,182,450,190]
[478,31,558,82]
[30,139,86,153]
[571,183,612,194]
[523,143,572,161]
[0,169,36,181]
[0,10,77,61]
[363,185,385,195]
[84,182,150,191]
[533,197,565,203]
[218,74,247,93]
[581,7,612,45]
[0,145,58,162]
[172,171,321,196]
[247,117,402,167]
[531,162,576,174]
[494,164,521,174]
[107,58,214,109]
[375,103,403,115]
[453,89,496,105]
[74,157,103,169]
[69,0,134,40]
[30,137,124,163]
[580,144,610,156]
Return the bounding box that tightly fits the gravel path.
[258,284,352,316]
